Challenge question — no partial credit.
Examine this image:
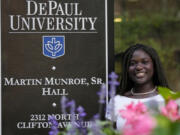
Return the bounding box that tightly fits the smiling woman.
[106,44,170,130]
[128,49,155,97]
[120,44,169,97]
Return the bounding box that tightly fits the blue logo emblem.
[43,36,65,59]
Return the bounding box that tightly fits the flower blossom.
[161,100,180,121]
[48,116,59,135]
[119,102,156,135]
[97,84,106,104]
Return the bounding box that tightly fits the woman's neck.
[133,82,155,93]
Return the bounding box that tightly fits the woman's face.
[128,49,154,85]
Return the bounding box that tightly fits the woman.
[106,44,169,130]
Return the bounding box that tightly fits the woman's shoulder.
[123,91,132,97]
[112,91,132,100]
[112,93,164,103]
[110,94,135,105]
[112,94,129,100]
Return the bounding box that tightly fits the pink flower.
[161,100,180,121]
[119,102,147,124]
[119,102,156,135]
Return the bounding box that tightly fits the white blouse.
[106,95,165,130]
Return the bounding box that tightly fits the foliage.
[158,86,180,102]
[115,13,180,54]
[152,115,180,135]
[114,13,180,91]
[48,73,180,135]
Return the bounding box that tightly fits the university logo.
[43,36,65,59]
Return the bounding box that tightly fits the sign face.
[1,0,112,134]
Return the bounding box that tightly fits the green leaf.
[171,121,180,135]
[153,115,180,135]
[103,127,120,135]
[152,115,171,135]
[157,86,180,102]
